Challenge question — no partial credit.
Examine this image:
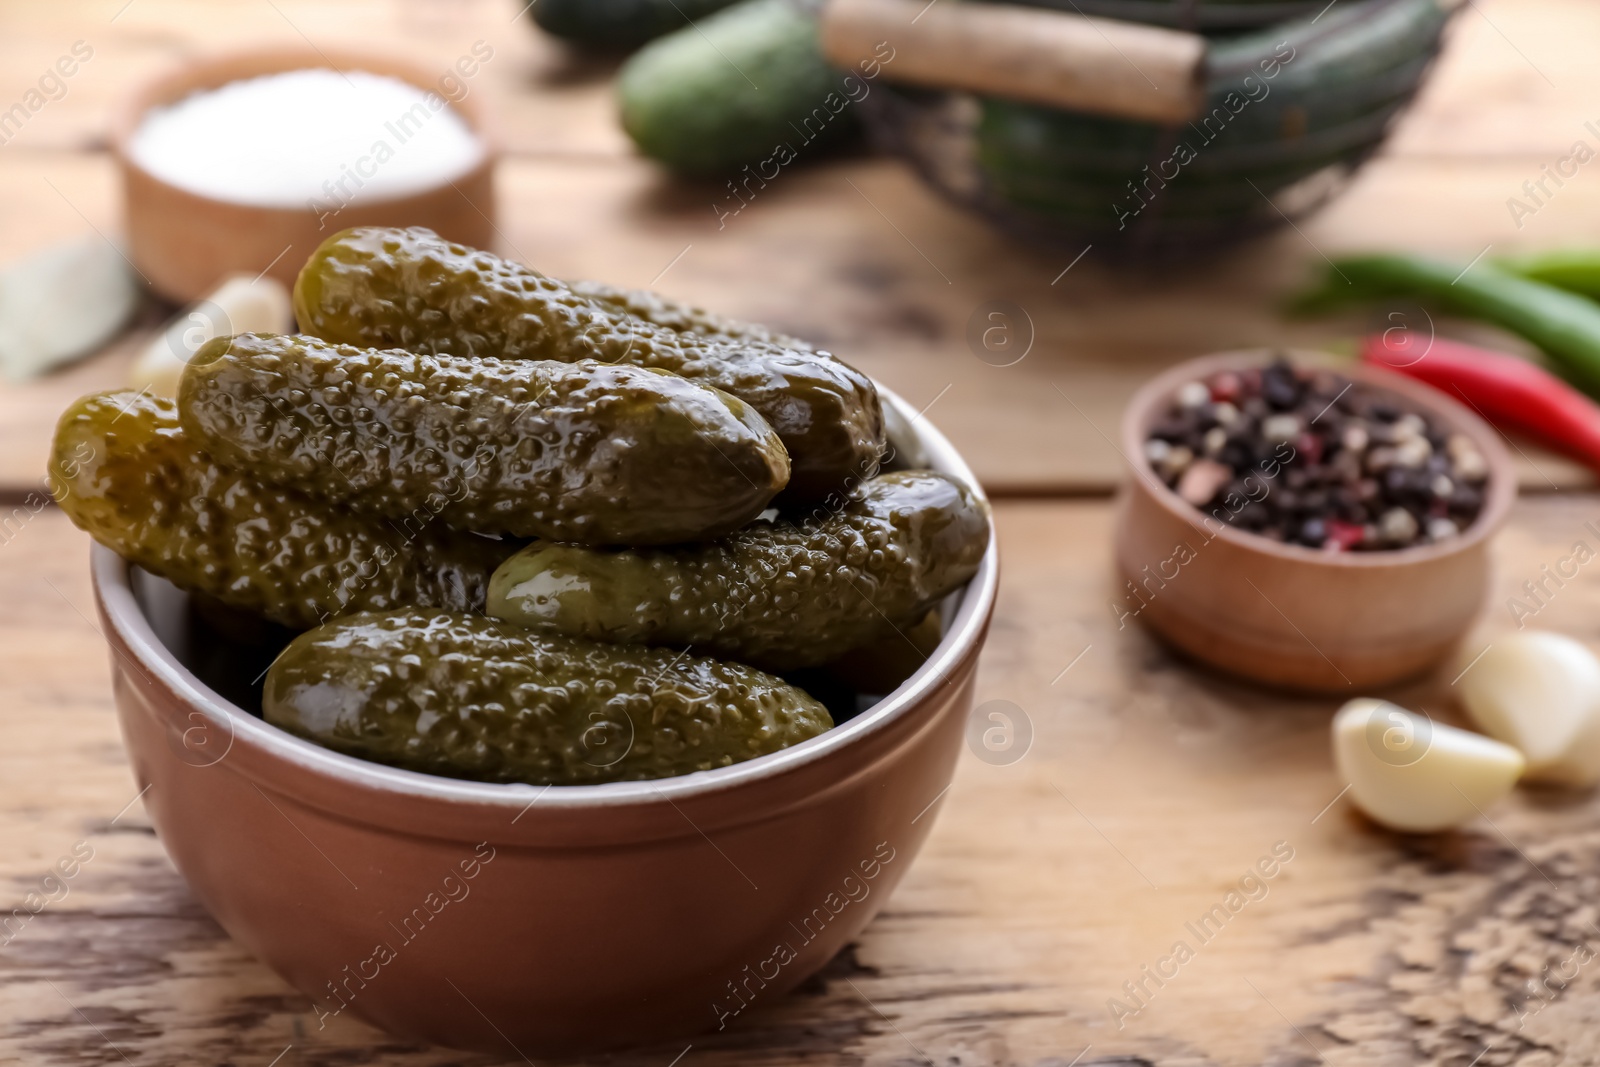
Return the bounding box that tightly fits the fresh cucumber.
[529,0,742,51]
[952,0,1447,247]
[977,55,1429,175]
[618,0,869,176]
[1207,0,1447,87]
[989,0,1326,30]
[976,0,1444,164]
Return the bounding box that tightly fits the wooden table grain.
[4,0,1600,1064]
[8,500,1600,1066]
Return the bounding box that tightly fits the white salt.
[127,68,485,209]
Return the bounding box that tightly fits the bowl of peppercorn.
[1114,350,1515,692]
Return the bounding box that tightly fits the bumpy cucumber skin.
[617,0,859,176]
[530,0,741,51]
[263,610,833,786]
[50,392,514,630]
[570,278,809,350]
[293,227,883,503]
[487,471,990,671]
[178,333,788,545]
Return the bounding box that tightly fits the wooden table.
[4,1,1600,1064]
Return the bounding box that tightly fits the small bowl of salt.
[112,45,497,302]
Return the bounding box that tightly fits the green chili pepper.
[1497,249,1600,301]
[1294,254,1600,398]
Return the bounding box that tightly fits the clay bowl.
[1114,349,1515,692]
[88,386,998,1056]
[110,44,498,302]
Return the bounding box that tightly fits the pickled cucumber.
[178,333,788,545]
[292,227,884,501]
[487,471,990,670]
[263,610,833,785]
[50,392,516,629]
[570,278,808,349]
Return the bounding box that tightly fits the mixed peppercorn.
[1144,358,1489,551]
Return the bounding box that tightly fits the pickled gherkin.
[487,471,990,671]
[263,610,833,785]
[570,278,809,349]
[50,392,515,630]
[178,333,788,545]
[292,226,884,501]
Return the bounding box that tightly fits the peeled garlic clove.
[1332,699,1524,833]
[1457,632,1600,787]
[129,274,292,396]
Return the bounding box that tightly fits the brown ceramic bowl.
[111,44,498,302]
[1114,349,1515,692]
[89,386,998,1056]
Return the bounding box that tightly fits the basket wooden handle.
[819,0,1206,124]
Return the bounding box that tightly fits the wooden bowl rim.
[108,41,499,215]
[1119,347,1517,570]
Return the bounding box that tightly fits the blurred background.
[2,0,1593,500]
[4,1,1599,1064]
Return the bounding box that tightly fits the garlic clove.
[1458,632,1600,787]
[129,274,292,396]
[1332,699,1524,833]
[0,237,141,381]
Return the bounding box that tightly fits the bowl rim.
[108,42,499,214]
[1119,347,1517,569]
[91,382,999,813]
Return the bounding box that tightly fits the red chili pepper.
[1361,331,1600,471]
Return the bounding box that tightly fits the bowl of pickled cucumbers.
[56,228,997,1052]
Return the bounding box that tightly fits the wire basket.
[858,0,1452,262]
